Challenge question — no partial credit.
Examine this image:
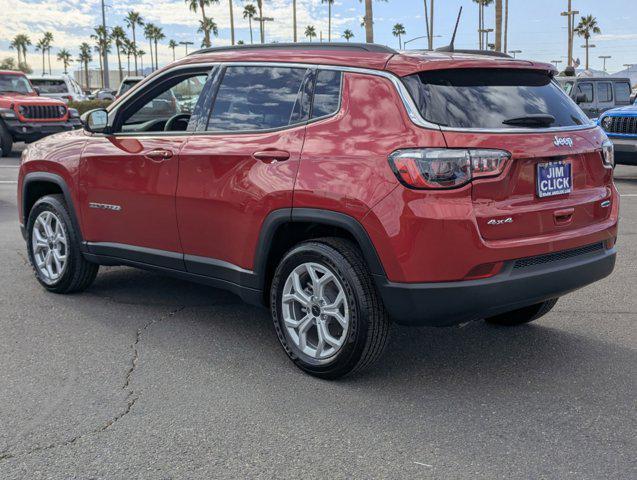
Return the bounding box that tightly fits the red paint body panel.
[176,127,305,270]
[78,135,185,252]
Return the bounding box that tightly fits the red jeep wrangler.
[0,70,81,157]
[17,44,618,378]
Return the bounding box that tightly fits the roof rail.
[189,42,397,56]
[431,47,512,58]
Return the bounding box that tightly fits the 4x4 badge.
[553,136,573,147]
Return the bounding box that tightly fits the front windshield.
[0,74,34,94]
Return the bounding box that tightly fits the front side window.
[207,66,309,132]
[403,68,591,129]
[311,70,342,118]
[121,73,208,131]
[597,82,613,102]
[577,83,593,103]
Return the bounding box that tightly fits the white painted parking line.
[414,462,433,468]
[0,181,17,184]
[620,194,637,197]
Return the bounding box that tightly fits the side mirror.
[575,93,588,104]
[81,108,110,134]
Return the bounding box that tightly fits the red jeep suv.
[0,70,81,157]
[17,44,618,378]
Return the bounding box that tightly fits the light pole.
[552,59,563,69]
[599,55,611,72]
[479,28,494,50]
[100,0,110,89]
[403,34,441,49]
[509,49,521,58]
[254,16,274,43]
[179,41,194,55]
[560,2,579,67]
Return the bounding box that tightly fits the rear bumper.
[3,118,81,142]
[375,244,616,326]
[609,137,637,165]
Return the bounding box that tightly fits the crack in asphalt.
[0,305,186,464]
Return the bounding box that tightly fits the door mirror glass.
[82,108,109,133]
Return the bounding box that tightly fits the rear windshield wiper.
[502,114,556,127]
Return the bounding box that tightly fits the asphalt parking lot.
[0,145,635,479]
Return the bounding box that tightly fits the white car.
[27,75,87,103]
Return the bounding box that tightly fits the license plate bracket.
[536,161,572,198]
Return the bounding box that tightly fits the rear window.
[29,79,67,94]
[403,68,590,129]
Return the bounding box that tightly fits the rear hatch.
[403,67,613,241]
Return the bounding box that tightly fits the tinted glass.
[119,80,140,95]
[311,70,342,118]
[597,83,612,102]
[404,69,591,129]
[207,66,308,132]
[30,79,68,93]
[0,74,34,94]
[614,82,631,104]
[577,83,593,103]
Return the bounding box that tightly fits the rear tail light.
[601,139,614,169]
[388,148,510,189]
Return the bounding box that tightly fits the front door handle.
[145,149,174,162]
[252,150,291,163]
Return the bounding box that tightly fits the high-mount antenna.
[436,6,463,53]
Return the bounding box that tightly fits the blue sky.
[0,0,635,75]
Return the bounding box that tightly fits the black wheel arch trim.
[253,208,386,291]
[22,172,87,251]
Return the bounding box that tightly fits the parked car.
[598,104,637,165]
[27,74,87,103]
[17,44,618,378]
[88,89,116,101]
[556,76,632,118]
[0,70,81,157]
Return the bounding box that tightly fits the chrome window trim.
[109,60,598,135]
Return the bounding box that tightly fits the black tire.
[0,122,13,158]
[26,194,98,293]
[270,237,391,379]
[485,298,558,326]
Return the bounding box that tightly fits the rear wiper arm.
[502,114,556,127]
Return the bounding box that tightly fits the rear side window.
[614,82,631,105]
[597,83,613,102]
[403,68,591,129]
[207,66,308,132]
[311,70,342,118]
[577,83,593,103]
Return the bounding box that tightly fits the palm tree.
[575,15,601,70]
[153,26,165,70]
[43,32,54,74]
[197,17,219,48]
[292,0,297,42]
[185,0,219,48]
[305,25,317,42]
[503,0,509,53]
[111,26,127,82]
[11,34,32,71]
[56,49,72,74]
[78,42,92,89]
[168,40,178,61]
[256,0,265,44]
[243,4,257,44]
[358,0,387,43]
[342,29,354,42]
[495,0,503,52]
[10,35,25,66]
[91,26,111,86]
[125,11,144,75]
[138,49,146,74]
[123,39,134,75]
[35,39,47,75]
[392,23,406,50]
[144,23,156,71]
[321,0,335,42]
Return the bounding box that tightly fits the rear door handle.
[145,149,174,162]
[252,150,291,163]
